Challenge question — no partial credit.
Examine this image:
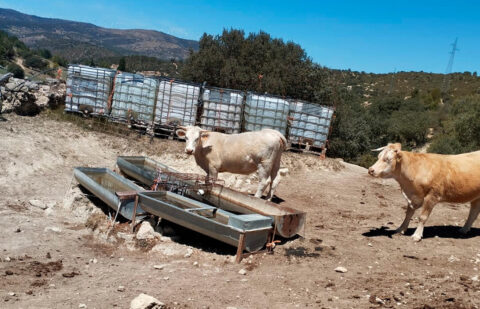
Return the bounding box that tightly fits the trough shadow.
[157,219,239,256]
[362,225,480,240]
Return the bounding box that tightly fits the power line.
[442,38,459,92]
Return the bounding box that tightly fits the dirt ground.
[1,112,480,309]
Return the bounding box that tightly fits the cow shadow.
[362,225,480,240]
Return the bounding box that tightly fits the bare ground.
[1,112,480,309]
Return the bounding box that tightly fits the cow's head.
[175,126,211,155]
[368,143,402,178]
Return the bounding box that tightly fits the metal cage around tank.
[199,86,245,134]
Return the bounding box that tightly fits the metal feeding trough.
[116,156,306,238]
[136,191,273,253]
[73,167,146,221]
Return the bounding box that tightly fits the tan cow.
[176,126,287,200]
[368,143,480,241]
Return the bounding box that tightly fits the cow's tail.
[278,134,287,151]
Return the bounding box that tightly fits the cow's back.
[210,129,285,174]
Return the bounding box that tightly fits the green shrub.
[24,55,48,70]
[6,63,24,79]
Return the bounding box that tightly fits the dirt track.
[1,112,480,309]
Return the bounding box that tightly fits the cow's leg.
[395,206,416,234]
[460,198,480,234]
[411,196,438,242]
[255,164,270,198]
[266,158,281,201]
[206,167,218,184]
[395,190,420,234]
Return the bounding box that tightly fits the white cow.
[176,126,287,200]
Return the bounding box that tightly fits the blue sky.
[0,0,478,73]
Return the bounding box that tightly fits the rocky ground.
[1,112,480,308]
[1,76,65,116]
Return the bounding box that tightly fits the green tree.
[118,57,126,71]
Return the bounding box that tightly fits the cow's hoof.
[394,227,406,235]
[411,234,422,242]
[459,227,470,235]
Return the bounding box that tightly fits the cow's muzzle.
[368,167,375,176]
[185,149,194,155]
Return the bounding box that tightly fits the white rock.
[471,275,479,281]
[448,255,459,263]
[153,264,166,270]
[238,269,247,275]
[44,226,61,233]
[5,256,11,262]
[129,293,164,309]
[184,248,193,258]
[334,266,348,273]
[8,292,15,296]
[375,297,385,304]
[79,304,87,308]
[29,199,47,210]
[92,258,98,264]
[193,261,198,267]
[136,221,156,240]
[118,286,125,292]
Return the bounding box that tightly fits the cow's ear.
[392,143,402,151]
[176,129,186,139]
[200,132,212,148]
[395,149,402,162]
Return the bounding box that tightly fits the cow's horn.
[371,146,386,152]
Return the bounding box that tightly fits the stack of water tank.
[243,93,290,134]
[110,72,158,124]
[65,65,116,114]
[200,87,244,133]
[155,79,201,126]
[289,100,334,148]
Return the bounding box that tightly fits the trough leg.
[235,233,246,263]
[131,195,139,233]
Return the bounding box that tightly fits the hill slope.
[0,8,198,61]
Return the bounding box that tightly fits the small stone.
[29,199,47,210]
[119,258,124,262]
[136,221,156,240]
[46,252,51,259]
[163,277,169,280]
[49,284,56,288]
[5,257,11,262]
[79,304,87,308]
[240,278,248,282]
[334,266,348,273]
[117,286,125,292]
[471,275,479,281]
[44,226,61,233]
[238,269,247,275]
[184,248,193,258]
[193,261,199,267]
[8,292,15,296]
[368,243,372,247]
[92,258,98,264]
[130,293,164,309]
[5,270,13,275]
[14,228,21,233]
[153,265,166,270]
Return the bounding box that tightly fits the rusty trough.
[116,156,306,238]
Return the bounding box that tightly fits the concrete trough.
[117,156,306,238]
